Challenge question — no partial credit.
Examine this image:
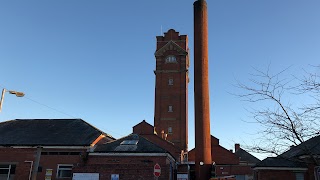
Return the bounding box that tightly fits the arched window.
[165,55,177,63]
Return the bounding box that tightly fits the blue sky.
[0,0,319,159]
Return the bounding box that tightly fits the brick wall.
[133,120,183,161]
[189,136,239,165]
[188,136,256,178]
[254,165,318,180]
[0,147,86,180]
[74,155,175,180]
[38,149,86,180]
[133,120,154,135]
[255,170,300,180]
[0,132,111,180]
[215,165,252,176]
[0,148,35,179]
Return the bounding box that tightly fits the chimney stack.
[161,130,165,139]
[235,143,240,152]
[194,0,212,179]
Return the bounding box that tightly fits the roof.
[132,120,153,129]
[0,119,113,146]
[94,134,170,155]
[255,135,320,169]
[281,135,320,158]
[254,157,307,168]
[235,148,261,164]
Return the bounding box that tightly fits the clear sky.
[0,0,319,159]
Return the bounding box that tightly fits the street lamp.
[0,88,25,112]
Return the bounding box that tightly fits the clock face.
[165,55,177,63]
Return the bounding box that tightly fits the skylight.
[120,140,138,145]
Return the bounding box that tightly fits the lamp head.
[9,91,25,97]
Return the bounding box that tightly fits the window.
[295,173,304,180]
[168,127,173,134]
[315,166,320,180]
[168,78,174,85]
[0,164,16,179]
[57,164,72,178]
[165,55,177,63]
[168,105,173,112]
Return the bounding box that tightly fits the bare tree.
[237,66,320,156]
[298,65,320,120]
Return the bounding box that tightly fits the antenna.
[161,25,163,35]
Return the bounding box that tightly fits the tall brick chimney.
[194,0,212,179]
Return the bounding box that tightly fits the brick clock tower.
[154,29,189,152]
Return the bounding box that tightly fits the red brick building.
[188,136,260,180]
[133,120,189,176]
[0,119,114,180]
[153,29,260,180]
[74,133,177,180]
[133,120,184,161]
[154,29,189,152]
[73,120,188,180]
[253,135,320,180]
[0,28,262,180]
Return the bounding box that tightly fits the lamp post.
[0,88,25,112]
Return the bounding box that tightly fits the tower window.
[168,78,174,85]
[168,127,173,134]
[168,105,173,112]
[165,55,177,63]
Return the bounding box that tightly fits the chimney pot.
[161,130,165,139]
